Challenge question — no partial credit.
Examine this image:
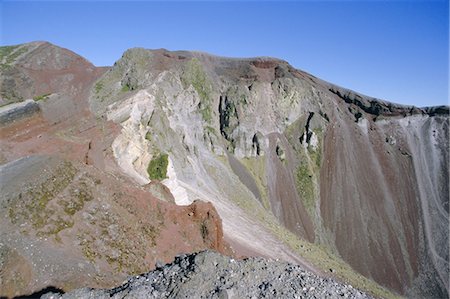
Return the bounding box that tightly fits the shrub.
[147,153,169,180]
[33,93,50,101]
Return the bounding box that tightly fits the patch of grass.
[59,182,93,216]
[205,126,216,135]
[94,81,103,94]
[42,217,74,236]
[296,161,315,213]
[240,157,270,210]
[309,128,323,169]
[200,105,212,122]
[145,131,152,141]
[0,45,27,65]
[7,161,78,236]
[142,225,159,247]
[33,93,51,102]
[121,84,130,92]
[80,237,98,263]
[183,58,213,123]
[0,45,19,59]
[147,153,169,180]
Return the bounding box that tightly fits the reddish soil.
[319,113,420,294]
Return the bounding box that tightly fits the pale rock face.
[356,118,369,135]
[162,156,190,206]
[108,90,155,185]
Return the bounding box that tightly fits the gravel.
[42,250,372,299]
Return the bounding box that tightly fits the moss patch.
[77,203,161,275]
[121,85,130,92]
[7,161,78,236]
[59,181,94,215]
[94,82,103,94]
[182,58,213,123]
[240,157,270,210]
[0,45,28,66]
[33,93,51,102]
[147,153,169,180]
[296,161,315,213]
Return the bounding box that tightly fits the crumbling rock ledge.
[0,99,40,125]
[42,250,372,299]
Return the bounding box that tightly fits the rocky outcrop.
[0,99,40,125]
[42,250,372,299]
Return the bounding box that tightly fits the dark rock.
[48,251,373,299]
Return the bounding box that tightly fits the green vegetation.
[0,45,27,66]
[0,45,20,60]
[182,58,213,123]
[309,145,322,169]
[60,182,94,215]
[200,103,212,122]
[121,84,130,92]
[296,161,315,212]
[78,202,160,275]
[147,153,169,180]
[142,225,159,247]
[7,161,78,237]
[94,81,103,94]
[205,126,217,135]
[294,135,323,217]
[40,217,74,237]
[240,157,270,210]
[145,131,152,141]
[33,93,51,102]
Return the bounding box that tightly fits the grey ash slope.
[43,250,372,299]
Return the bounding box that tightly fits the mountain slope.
[0,43,232,298]
[89,47,448,297]
[0,42,448,298]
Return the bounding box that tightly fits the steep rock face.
[90,47,449,297]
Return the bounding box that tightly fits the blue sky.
[1,0,448,107]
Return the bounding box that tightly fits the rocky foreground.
[42,250,371,299]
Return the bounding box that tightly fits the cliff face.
[0,43,448,298]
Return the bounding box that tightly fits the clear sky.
[1,0,448,107]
